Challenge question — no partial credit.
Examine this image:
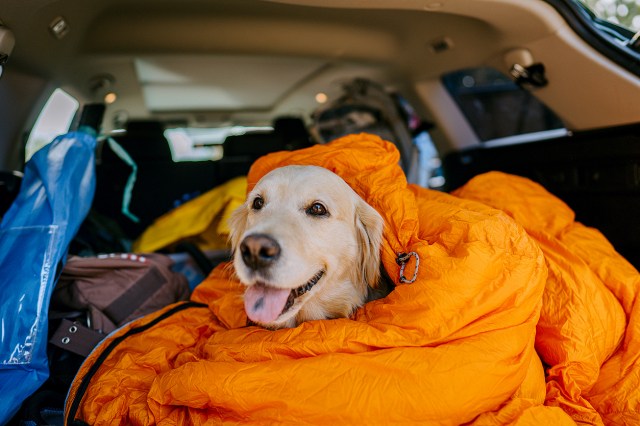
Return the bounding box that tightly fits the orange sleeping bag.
[65,134,640,425]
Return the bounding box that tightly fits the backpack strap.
[101,263,166,325]
[49,319,105,357]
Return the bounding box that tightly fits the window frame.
[441,67,566,144]
[544,0,640,77]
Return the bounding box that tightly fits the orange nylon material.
[66,134,639,425]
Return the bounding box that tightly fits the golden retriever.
[229,165,389,329]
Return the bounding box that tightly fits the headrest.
[273,116,312,150]
[223,132,281,157]
[112,120,172,161]
[125,120,166,139]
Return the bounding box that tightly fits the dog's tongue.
[244,283,291,324]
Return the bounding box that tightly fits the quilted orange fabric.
[65,134,639,425]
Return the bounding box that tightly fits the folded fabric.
[66,134,639,425]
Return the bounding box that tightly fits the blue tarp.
[0,130,96,425]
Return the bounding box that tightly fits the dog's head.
[229,165,384,329]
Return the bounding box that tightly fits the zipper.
[65,301,208,424]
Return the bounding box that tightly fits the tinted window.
[442,67,564,142]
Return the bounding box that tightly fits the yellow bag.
[133,176,247,253]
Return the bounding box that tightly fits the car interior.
[2,0,639,270]
[1,1,640,424]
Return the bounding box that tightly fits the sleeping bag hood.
[66,134,640,425]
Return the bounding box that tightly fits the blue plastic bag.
[0,130,96,425]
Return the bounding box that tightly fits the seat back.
[218,116,312,182]
[94,121,219,239]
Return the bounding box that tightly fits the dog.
[229,165,391,329]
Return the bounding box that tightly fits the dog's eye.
[306,202,328,217]
[252,196,264,210]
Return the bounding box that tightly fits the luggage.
[12,252,191,425]
[132,176,246,254]
[50,253,191,342]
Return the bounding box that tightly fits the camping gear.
[12,252,191,426]
[132,176,247,254]
[65,134,640,425]
[131,176,246,289]
[311,78,419,181]
[50,253,191,346]
[0,105,103,425]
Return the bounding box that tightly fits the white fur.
[229,165,384,329]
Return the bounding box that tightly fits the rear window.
[164,126,271,162]
[442,67,565,143]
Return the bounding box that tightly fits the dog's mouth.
[244,270,325,325]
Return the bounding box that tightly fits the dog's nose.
[240,234,281,270]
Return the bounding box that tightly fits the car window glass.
[25,88,79,162]
[164,126,271,162]
[442,67,565,143]
[576,0,640,32]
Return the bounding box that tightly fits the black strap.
[49,319,105,357]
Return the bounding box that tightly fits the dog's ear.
[228,203,249,251]
[354,198,384,289]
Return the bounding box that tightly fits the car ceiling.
[2,0,640,136]
[0,1,539,122]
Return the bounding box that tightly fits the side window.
[442,67,564,143]
[25,88,79,161]
[576,0,640,32]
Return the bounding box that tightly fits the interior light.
[315,92,328,104]
[49,16,69,39]
[89,74,117,103]
[104,92,117,104]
